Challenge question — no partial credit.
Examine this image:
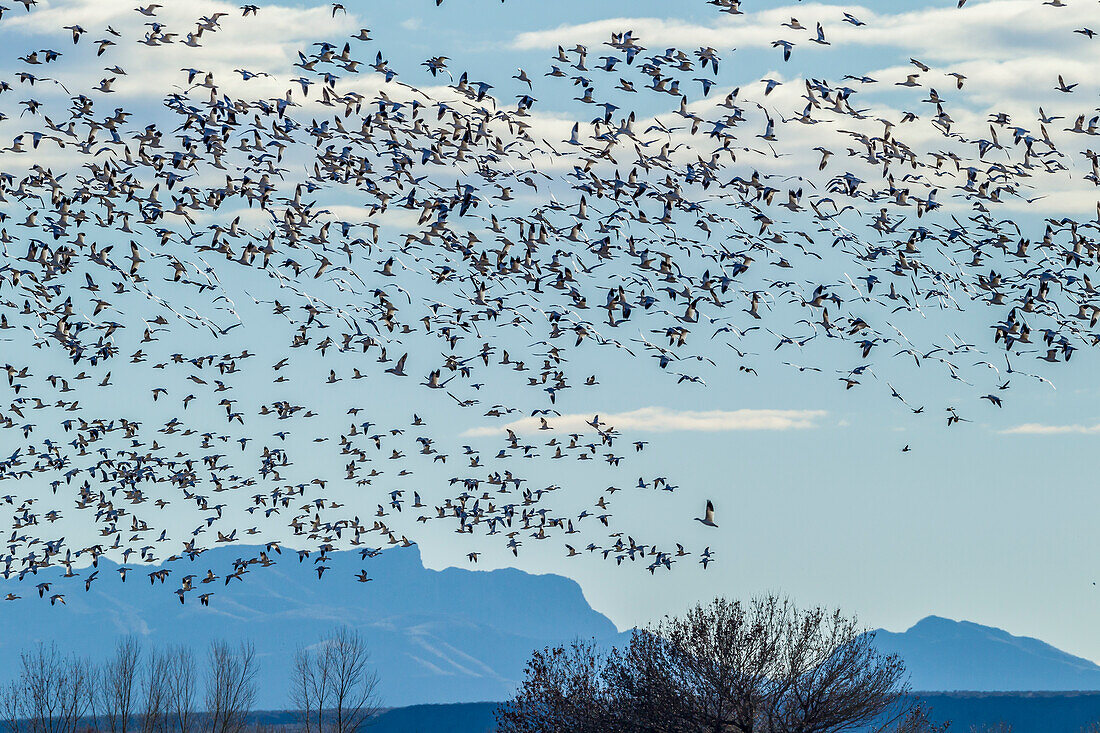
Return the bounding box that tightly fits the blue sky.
[3,0,1100,669]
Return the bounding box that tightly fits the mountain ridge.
[0,544,626,708]
[873,615,1100,692]
[2,545,1099,708]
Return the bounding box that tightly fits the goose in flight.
[694,500,718,528]
[0,0,1092,602]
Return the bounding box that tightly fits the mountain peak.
[875,617,1100,691]
[5,554,1098,708]
[905,615,1009,638]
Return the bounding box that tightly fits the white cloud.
[2,0,362,101]
[462,407,827,437]
[509,1,1088,63]
[512,17,747,51]
[1001,423,1100,435]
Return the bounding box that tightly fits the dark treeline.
[0,627,379,733]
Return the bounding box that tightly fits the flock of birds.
[0,0,1096,605]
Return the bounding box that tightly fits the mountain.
[873,616,1100,691]
[335,703,498,733]
[5,548,1100,712]
[0,545,626,708]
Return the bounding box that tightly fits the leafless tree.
[164,646,197,733]
[0,642,95,733]
[325,627,380,733]
[292,644,329,733]
[764,603,909,733]
[499,595,914,733]
[203,641,256,733]
[291,627,380,733]
[0,681,19,733]
[495,639,621,733]
[100,637,142,733]
[615,595,790,733]
[892,704,950,733]
[139,649,171,733]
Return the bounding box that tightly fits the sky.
[3,0,1100,671]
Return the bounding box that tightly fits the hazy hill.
[4,546,1100,711]
[0,545,625,708]
[250,703,500,733]
[873,616,1100,691]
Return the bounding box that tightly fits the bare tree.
[325,627,380,733]
[203,641,256,733]
[100,637,142,733]
[495,639,620,733]
[0,642,95,733]
[614,595,790,733]
[0,679,21,733]
[765,604,908,733]
[139,649,171,733]
[292,643,329,733]
[500,595,913,733]
[291,627,380,733]
[892,704,950,733]
[164,646,197,733]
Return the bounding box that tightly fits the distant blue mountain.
[358,702,498,733]
[0,545,626,708]
[873,616,1100,691]
[4,549,1100,711]
[252,703,500,733]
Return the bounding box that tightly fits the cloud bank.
[1001,423,1100,435]
[463,407,827,437]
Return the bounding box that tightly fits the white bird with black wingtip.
[695,500,718,528]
